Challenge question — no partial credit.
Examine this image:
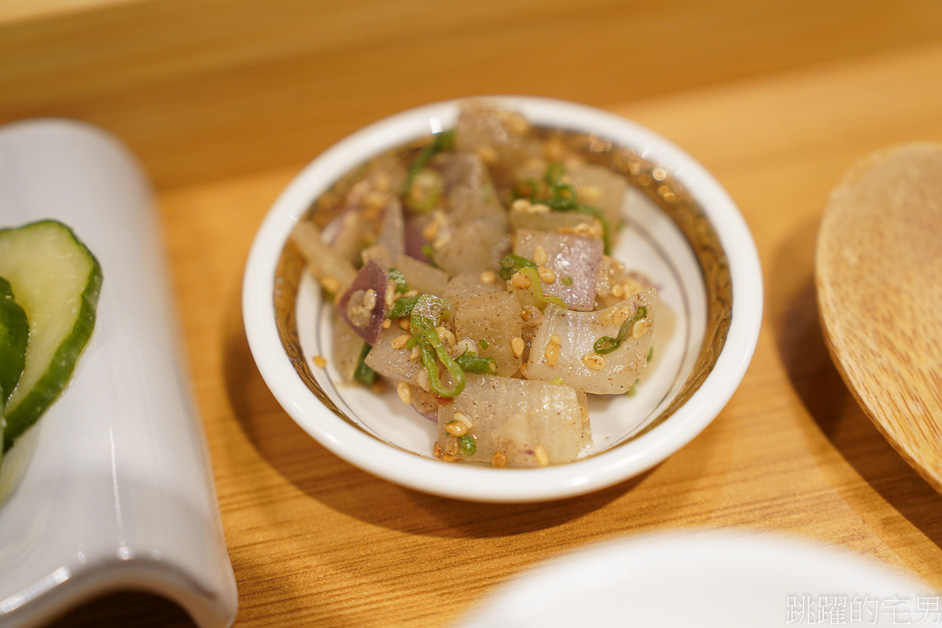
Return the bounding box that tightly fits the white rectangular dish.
[0,119,237,627]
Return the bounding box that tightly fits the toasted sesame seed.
[362,288,377,310]
[453,411,472,426]
[422,220,439,240]
[534,445,549,467]
[538,266,556,283]
[511,336,525,358]
[520,308,533,322]
[545,341,560,367]
[399,318,411,330]
[445,421,469,437]
[492,451,508,468]
[321,276,341,293]
[611,283,625,298]
[631,317,651,339]
[582,353,606,370]
[396,382,411,404]
[550,333,562,345]
[480,270,497,285]
[312,355,327,369]
[382,319,392,329]
[533,246,548,266]
[391,334,411,349]
[511,272,531,289]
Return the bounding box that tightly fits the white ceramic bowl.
[242,96,762,503]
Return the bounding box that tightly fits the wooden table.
[4,1,942,625]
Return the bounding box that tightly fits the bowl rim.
[242,95,762,502]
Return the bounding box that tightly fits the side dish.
[291,101,661,468]
[0,220,102,469]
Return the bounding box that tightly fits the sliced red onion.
[337,258,389,344]
[514,230,603,311]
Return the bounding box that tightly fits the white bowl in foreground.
[242,96,762,502]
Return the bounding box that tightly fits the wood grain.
[4,1,942,626]
[817,143,942,493]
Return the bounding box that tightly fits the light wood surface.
[817,144,942,494]
[4,1,942,626]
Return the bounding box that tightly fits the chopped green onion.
[518,267,567,309]
[499,254,537,280]
[625,383,637,396]
[388,268,410,294]
[551,377,566,385]
[401,130,455,198]
[511,162,614,254]
[478,338,489,350]
[647,347,654,362]
[543,161,566,185]
[388,295,419,319]
[408,295,465,397]
[458,434,477,456]
[421,244,436,263]
[593,306,648,354]
[561,276,573,286]
[353,343,376,386]
[456,351,497,375]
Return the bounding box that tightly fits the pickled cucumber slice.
[0,275,29,463]
[0,276,28,409]
[0,220,102,451]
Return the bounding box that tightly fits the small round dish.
[242,96,762,503]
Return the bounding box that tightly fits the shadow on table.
[771,214,942,548]
[221,284,650,540]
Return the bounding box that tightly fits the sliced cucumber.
[0,220,102,451]
[0,275,29,464]
[0,276,28,409]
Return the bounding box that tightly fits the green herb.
[647,347,654,362]
[518,267,567,309]
[625,383,637,397]
[512,162,614,253]
[478,338,489,350]
[561,276,573,286]
[388,268,410,294]
[388,295,419,319]
[353,343,377,386]
[458,433,477,456]
[406,295,465,397]
[401,130,455,198]
[456,350,497,375]
[551,377,566,385]
[499,254,537,280]
[593,306,648,355]
[421,244,436,263]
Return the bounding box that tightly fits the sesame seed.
[538,266,556,283]
[362,288,377,310]
[511,272,531,289]
[312,355,327,369]
[445,421,470,437]
[396,382,411,404]
[492,451,508,468]
[480,270,497,285]
[534,445,549,467]
[391,334,410,349]
[545,341,560,367]
[533,246,548,266]
[631,318,651,339]
[511,337,525,358]
[582,353,606,370]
